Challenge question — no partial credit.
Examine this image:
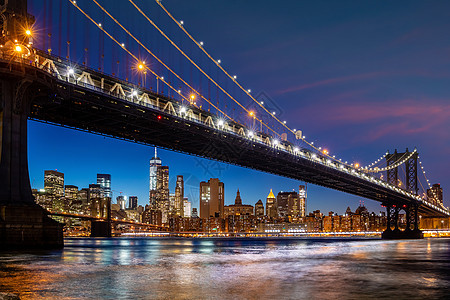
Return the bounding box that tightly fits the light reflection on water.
[1,238,450,299]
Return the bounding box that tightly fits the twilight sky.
[27,0,450,214]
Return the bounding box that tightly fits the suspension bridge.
[0,0,448,247]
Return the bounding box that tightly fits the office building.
[117,195,126,210]
[266,189,277,219]
[299,185,307,217]
[183,198,191,218]
[149,147,162,202]
[255,200,264,217]
[175,175,184,217]
[224,189,254,217]
[427,183,443,207]
[199,178,224,219]
[97,174,111,198]
[129,196,138,209]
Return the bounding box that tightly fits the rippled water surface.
[1,237,450,299]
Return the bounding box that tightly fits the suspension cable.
[153,0,362,167]
[124,0,280,137]
[75,0,235,124]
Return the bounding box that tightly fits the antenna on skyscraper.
[154,147,157,158]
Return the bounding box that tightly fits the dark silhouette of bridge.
[0,0,448,247]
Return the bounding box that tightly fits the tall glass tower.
[149,147,162,201]
[97,174,111,198]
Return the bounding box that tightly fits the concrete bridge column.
[0,77,63,248]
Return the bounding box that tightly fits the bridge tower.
[382,149,422,239]
[0,0,63,247]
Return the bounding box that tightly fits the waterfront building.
[97,174,112,198]
[199,178,224,219]
[254,200,264,218]
[224,190,254,217]
[142,205,162,225]
[129,196,138,209]
[266,189,277,219]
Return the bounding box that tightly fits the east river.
[1,237,450,299]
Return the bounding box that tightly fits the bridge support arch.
[382,203,423,239]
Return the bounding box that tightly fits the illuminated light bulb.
[121,43,125,47]
[283,121,286,124]
[180,20,184,25]
[161,76,164,80]
[273,139,279,146]
[190,94,195,101]
[260,101,264,105]
[25,29,32,35]
[199,41,204,46]
[138,64,144,70]
[248,131,254,137]
[15,45,22,52]
[217,59,221,64]
[68,68,74,75]
[132,90,138,97]
[272,111,276,115]
[98,23,102,27]
[355,163,360,168]
[294,147,299,152]
[247,89,251,93]
[180,106,186,114]
[249,111,254,117]
[233,75,237,79]
[218,119,224,127]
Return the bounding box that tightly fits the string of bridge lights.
[362,152,389,169]
[418,157,440,205]
[153,0,365,168]
[72,0,237,126]
[364,150,416,173]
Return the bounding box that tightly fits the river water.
[1,237,449,299]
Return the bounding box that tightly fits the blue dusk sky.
[27,0,450,214]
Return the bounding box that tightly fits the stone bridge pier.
[0,74,63,248]
[382,202,423,239]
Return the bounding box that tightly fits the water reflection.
[1,238,449,299]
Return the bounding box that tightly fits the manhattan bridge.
[0,0,448,247]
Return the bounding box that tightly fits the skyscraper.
[175,175,184,217]
[276,191,300,218]
[149,147,162,202]
[266,189,277,219]
[44,170,64,212]
[117,195,126,210]
[44,170,64,197]
[255,200,264,217]
[427,183,443,207]
[200,178,224,219]
[129,196,138,209]
[183,198,191,217]
[299,185,307,217]
[156,165,170,222]
[97,174,111,198]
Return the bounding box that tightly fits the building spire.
[154,147,157,158]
